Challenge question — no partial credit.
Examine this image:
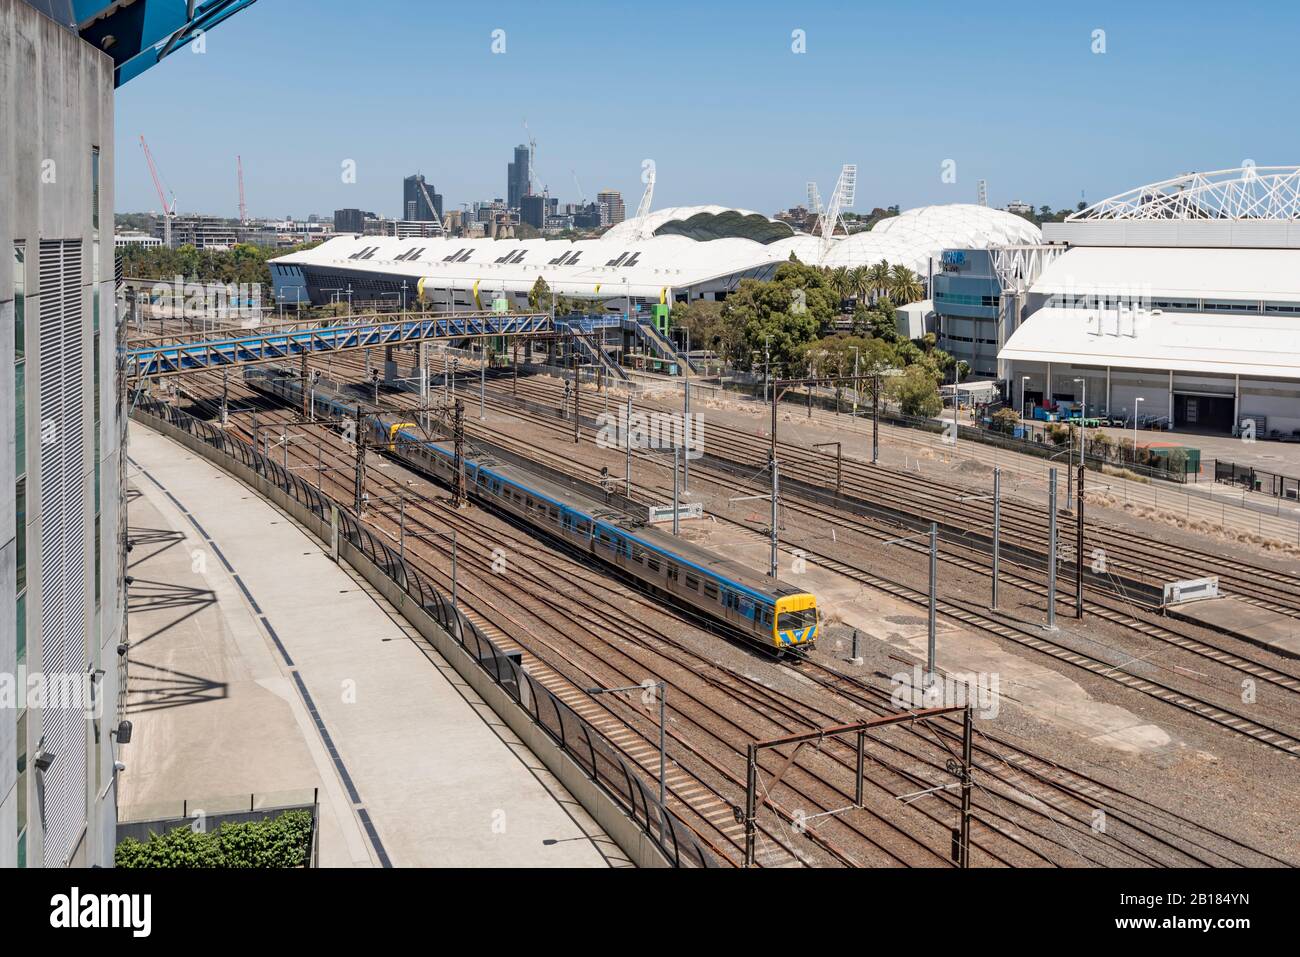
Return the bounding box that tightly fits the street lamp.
[1133,396,1145,466]
[586,681,667,812]
[1073,376,1086,464]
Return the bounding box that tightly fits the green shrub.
[115,809,313,868]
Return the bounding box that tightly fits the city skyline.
[111,0,1300,221]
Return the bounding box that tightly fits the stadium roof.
[275,202,1041,298]
[1070,166,1300,222]
[1000,306,1300,379]
[1031,246,1300,303]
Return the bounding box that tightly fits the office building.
[402,174,442,223]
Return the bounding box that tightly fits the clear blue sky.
[114,0,1300,220]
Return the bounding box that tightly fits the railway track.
[200,358,1300,868]
[147,366,1294,868]
[335,356,1300,761]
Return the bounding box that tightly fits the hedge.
[115,809,313,868]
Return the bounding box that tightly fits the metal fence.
[1214,460,1300,500]
[131,393,719,868]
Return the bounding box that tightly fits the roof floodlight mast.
[633,165,657,240]
[1069,166,1300,221]
[821,164,857,245]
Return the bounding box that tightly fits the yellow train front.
[773,593,819,648]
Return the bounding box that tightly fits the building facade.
[507,145,530,210]
[402,174,442,223]
[1002,167,1300,435]
[931,249,1005,379]
[597,190,625,226]
[1,0,125,869]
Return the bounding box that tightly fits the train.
[247,370,818,652]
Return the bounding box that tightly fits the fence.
[1214,460,1300,500]
[131,393,719,868]
[118,789,321,866]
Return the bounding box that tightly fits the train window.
[684,575,700,591]
[631,544,645,563]
[647,556,660,572]
[703,581,719,599]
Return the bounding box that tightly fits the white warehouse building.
[1001,167,1300,437]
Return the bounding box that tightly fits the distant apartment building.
[403,174,442,222]
[114,233,162,248]
[597,190,626,225]
[520,194,546,230]
[333,208,373,234]
[154,215,238,249]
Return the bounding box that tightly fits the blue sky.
[114,0,1300,219]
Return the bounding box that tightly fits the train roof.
[433,437,812,605]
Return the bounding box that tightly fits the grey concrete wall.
[0,0,118,868]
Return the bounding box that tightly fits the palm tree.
[867,260,892,303]
[888,264,924,305]
[828,266,851,302]
[848,265,872,304]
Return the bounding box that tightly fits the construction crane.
[413,176,445,235]
[572,169,587,206]
[523,119,540,196]
[237,155,247,223]
[140,135,176,247]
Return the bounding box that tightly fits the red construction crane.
[139,135,176,246]
[237,154,247,223]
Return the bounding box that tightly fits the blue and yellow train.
[249,372,818,652]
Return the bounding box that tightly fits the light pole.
[586,682,667,814]
[763,335,771,403]
[1074,376,1087,465]
[1133,396,1145,466]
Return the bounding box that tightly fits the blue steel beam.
[127,313,554,378]
[73,0,260,87]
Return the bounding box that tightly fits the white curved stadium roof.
[1070,166,1300,222]
[276,202,1041,301]
[823,204,1042,273]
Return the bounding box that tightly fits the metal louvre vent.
[37,239,89,866]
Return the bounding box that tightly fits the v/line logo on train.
[248,371,817,651]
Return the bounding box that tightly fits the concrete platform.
[122,423,622,867]
[1169,597,1300,658]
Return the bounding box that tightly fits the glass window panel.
[13,244,24,357]
[15,477,24,592]
[15,361,24,477]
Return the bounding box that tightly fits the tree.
[889,364,942,418]
[848,265,872,305]
[528,276,553,312]
[887,264,924,305]
[866,260,892,303]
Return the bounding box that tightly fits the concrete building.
[333,208,372,234]
[1002,167,1300,436]
[507,144,530,210]
[402,174,442,223]
[1,0,255,869]
[932,249,1007,379]
[597,190,626,226]
[154,215,238,249]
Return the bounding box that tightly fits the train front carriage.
[774,594,818,648]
